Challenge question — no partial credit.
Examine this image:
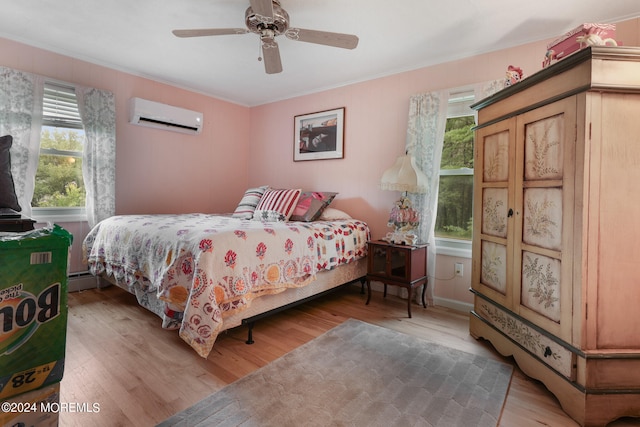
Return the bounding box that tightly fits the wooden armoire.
[470,47,640,427]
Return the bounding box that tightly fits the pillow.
[253,188,301,221]
[232,185,269,219]
[252,210,287,222]
[318,207,352,221]
[0,135,21,212]
[290,191,337,222]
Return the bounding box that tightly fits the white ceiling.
[2,1,639,106]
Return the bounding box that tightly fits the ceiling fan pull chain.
[257,39,263,62]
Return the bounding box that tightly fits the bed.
[83,202,369,358]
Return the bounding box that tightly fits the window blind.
[447,90,475,118]
[43,83,83,129]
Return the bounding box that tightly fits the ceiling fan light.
[261,29,276,39]
[246,2,289,36]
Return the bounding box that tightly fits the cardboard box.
[545,23,616,66]
[0,382,60,427]
[0,225,72,399]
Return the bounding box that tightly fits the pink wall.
[250,17,640,241]
[1,17,638,291]
[0,38,251,272]
[0,38,250,216]
[248,43,548,240]
[248,18,640,308]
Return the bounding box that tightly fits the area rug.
[158,319,513,427]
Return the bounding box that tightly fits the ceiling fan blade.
[285,28,359,49]
[261,38,283,74]
[250,0,274,20]
[172,28,249,38]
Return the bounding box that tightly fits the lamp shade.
[380,155,428,193]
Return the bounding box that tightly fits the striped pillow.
[253,188,301,221]
[232,186,269,219]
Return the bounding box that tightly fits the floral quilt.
[83,214,369,357]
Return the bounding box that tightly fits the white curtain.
[472,79,506,122]
[0,66,116,224]
[405,79,504,306]
[404,91,449,306]
[76,87,116,227]
[0,67,44,218]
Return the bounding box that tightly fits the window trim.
[439,167,473,176]
[31,207,87,223]
[436,237,472,259]
[39,147,82,158]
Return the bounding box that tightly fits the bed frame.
[236,259,366,344]
[97,257,367,344]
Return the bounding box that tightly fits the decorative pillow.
[318,207,352,221]
[290,191,338,222]
[0,135,21,212]
[232,185,269,219]
[253,188,301,221]
[252,210,287,222]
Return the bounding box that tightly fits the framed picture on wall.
[294,107,345,161]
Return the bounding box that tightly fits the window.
[435,91,475,243]
[32,83,86,220]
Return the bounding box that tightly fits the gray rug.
[158,319,513,427]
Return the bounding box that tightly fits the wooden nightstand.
[365,240,428,318]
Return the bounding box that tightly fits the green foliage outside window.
[435,116,475,240]
[32,128,86,208]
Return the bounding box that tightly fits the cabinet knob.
[507,208,514,217]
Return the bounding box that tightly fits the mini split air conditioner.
[129,97,203,135]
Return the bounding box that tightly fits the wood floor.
[60,284,640,427]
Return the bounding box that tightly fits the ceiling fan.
[172,0,359,74]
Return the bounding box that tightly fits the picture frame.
[294,107,345,161]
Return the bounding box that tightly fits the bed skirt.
[98,258,366,334]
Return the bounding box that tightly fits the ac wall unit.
[129,97,203,135]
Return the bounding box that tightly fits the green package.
[0,225,72,399]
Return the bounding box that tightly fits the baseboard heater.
[68,271,98,292]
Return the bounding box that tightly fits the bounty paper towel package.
[0,225,72,399]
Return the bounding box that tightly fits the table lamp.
[380,154,428,245]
